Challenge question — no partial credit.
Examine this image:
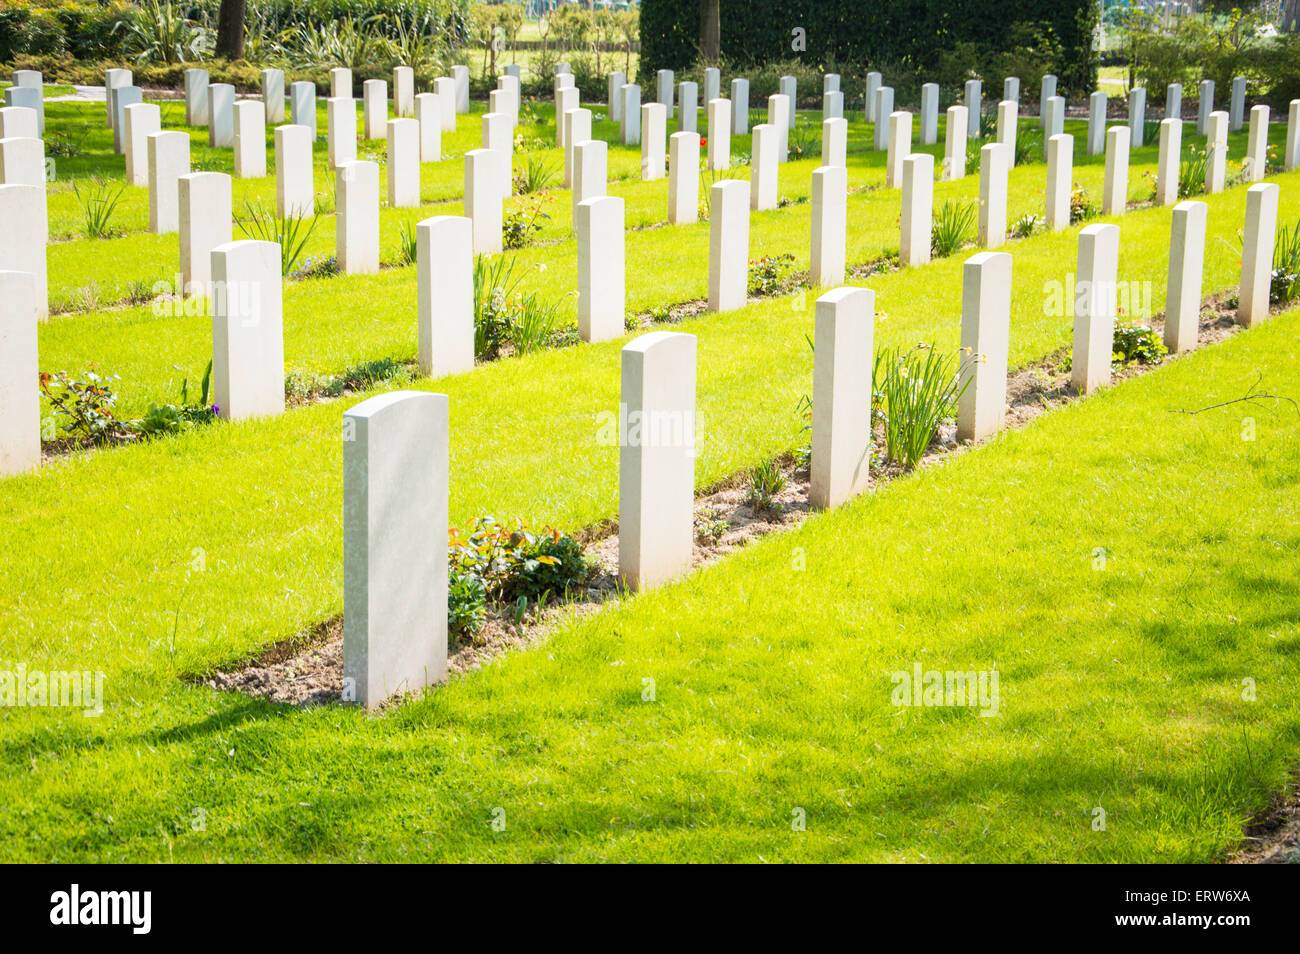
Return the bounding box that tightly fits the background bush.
[638,0,1098,98]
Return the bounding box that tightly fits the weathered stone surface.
[619,331,697,592]
[343,390,449,709]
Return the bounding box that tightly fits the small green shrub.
[137,361,218,436]
[235,200,319,275]
[73,177,124,239]
[1112,324,1167,367]
[1011,212,1043,239]
[1069,182,1098,224]
[38,367,134,445]
[747,459,786,513]
[396,218,418,266]
[1179,148,1208,199]
[1272,218,1300,306]
[502,192,552,250]
[747,253,796,296]
[513,155,557,195]
[932,200,977,257]
[875,345,972,469]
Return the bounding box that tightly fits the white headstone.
[1230,75,1247,131]
[453,65,470,113]
[901,153,934,267]
[0,185,46,320]
[619,331,696,591]
[1102,125,1130,216]
[609,71,627,121]
[822,117,847,169]
[873,86,894,151]
[886,110,911,188]
[1244,104,1269,183]
[290,81,317,139]
[705,67,721,103]
[1164,200,1207,354]
[1044,94,1065,158]
[1045,133,1074,231]
[1087,91,1107,156]
[363,79,388,140]
[344,390,449,709]
[330,68,353,100]
[275,124,314,219]
[1071,223,1121,394]
[641,102,666,180]
[809,286,873,510]
[111,86,142,154]
[2,86,41,135]
[824,89,843,120]
[1166,82,1182,122]
[997,99,1018,168]
[865,72,882,122]
[1128,85,1146,148]
[148,131,189,233]
[328,97,357,169]
[621,84,642,144]
[416,216,474,377]
[978,142,1009,247]
[1239,182,1280,328]
[1155,117,1182,206]
[233,100,267,179]
[1004,77,1020,104]
[262,68,285,124]
[1039,74,1057,128]
[208,84,235,149]
[0,270,38,476]
[920,82,939,145]
[211,239,283,422]
[563,107,591,188]
[731,78,749,135]
[707,98,731,170]
[464,149,502,255]
[1197,79,1214,135]
[1205,110,1228,194]
[387,118,420,208]
[751,123,778,211]
[0,136,42,192]
[1288,100,1300,173]
[555,86,578,148]
[944,105,968,179]
[178,172,232,298]
[965,79,982,128]
[709,179,750,312]
[393,66,415,118]
[0,107,38,141]
[104,68,131,129]
[573,139,608,226]
[337,160,380,274]
[810,165,847,286]
[768,92,791,162]
[415,93,442,162]
[657,69,675,117]
[123,102,161,186]
[957,251,1013,442]
[577,195,625,343]
[484,110,513,197]
[678,81,698,133]
[668,131,699,226]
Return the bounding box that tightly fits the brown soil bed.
[1229,773,1300,864]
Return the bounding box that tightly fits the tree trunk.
[216,0,246,60]
[700,0,721,63]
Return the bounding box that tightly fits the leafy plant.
[136,360,218,436]
[932,200,977,257]
[503,193,552,250]
[513,155,558,195]
[511,294,562,357]
[875,345,973,470]
[235,200,319,276]
[396,218,419,266]
[748,253,796,296]
[747,459,787,513]
[1069,182,1097,224]
[38,367,134,445]
[695,507,728,544]
[1272,218,1300,306]
[1011,212,1043,239]
[473,254,524,360]
[1179,147,1208,199]
[1112,324,1167,367]
[113,0,212,65]
[446,517,592,635]
[73,178,124,239]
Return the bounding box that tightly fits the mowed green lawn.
[2,303,1296,862]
